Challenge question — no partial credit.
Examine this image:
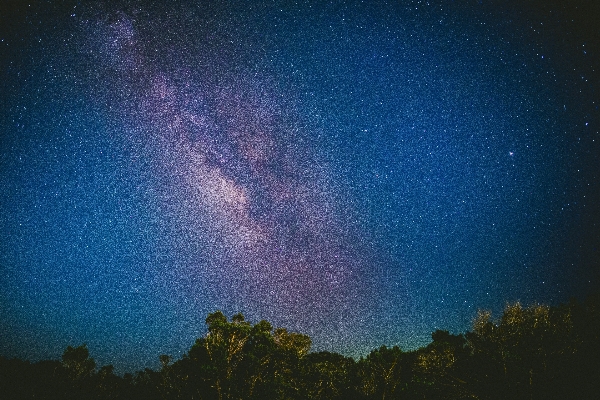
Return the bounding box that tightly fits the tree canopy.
[1,295,599,399]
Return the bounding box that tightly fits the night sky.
[1,0,599,373]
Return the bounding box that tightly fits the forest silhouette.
[1,294,599,399]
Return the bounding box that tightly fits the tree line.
[1,294,599,399]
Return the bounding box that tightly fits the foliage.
[357,345,408,400]
[1,295,599,399]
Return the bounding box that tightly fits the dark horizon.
[1,295,600,400]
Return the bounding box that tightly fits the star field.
[1,0,599,373]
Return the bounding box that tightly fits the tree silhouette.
[61,344,96,380]
[357,345,407,400]
[300,351,356,400]
[2,295,600,399]
[415,330,472,399]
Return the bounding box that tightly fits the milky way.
[1,1,598,372]
[90,6,376,336]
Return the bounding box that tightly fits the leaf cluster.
[1,295,599,399]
